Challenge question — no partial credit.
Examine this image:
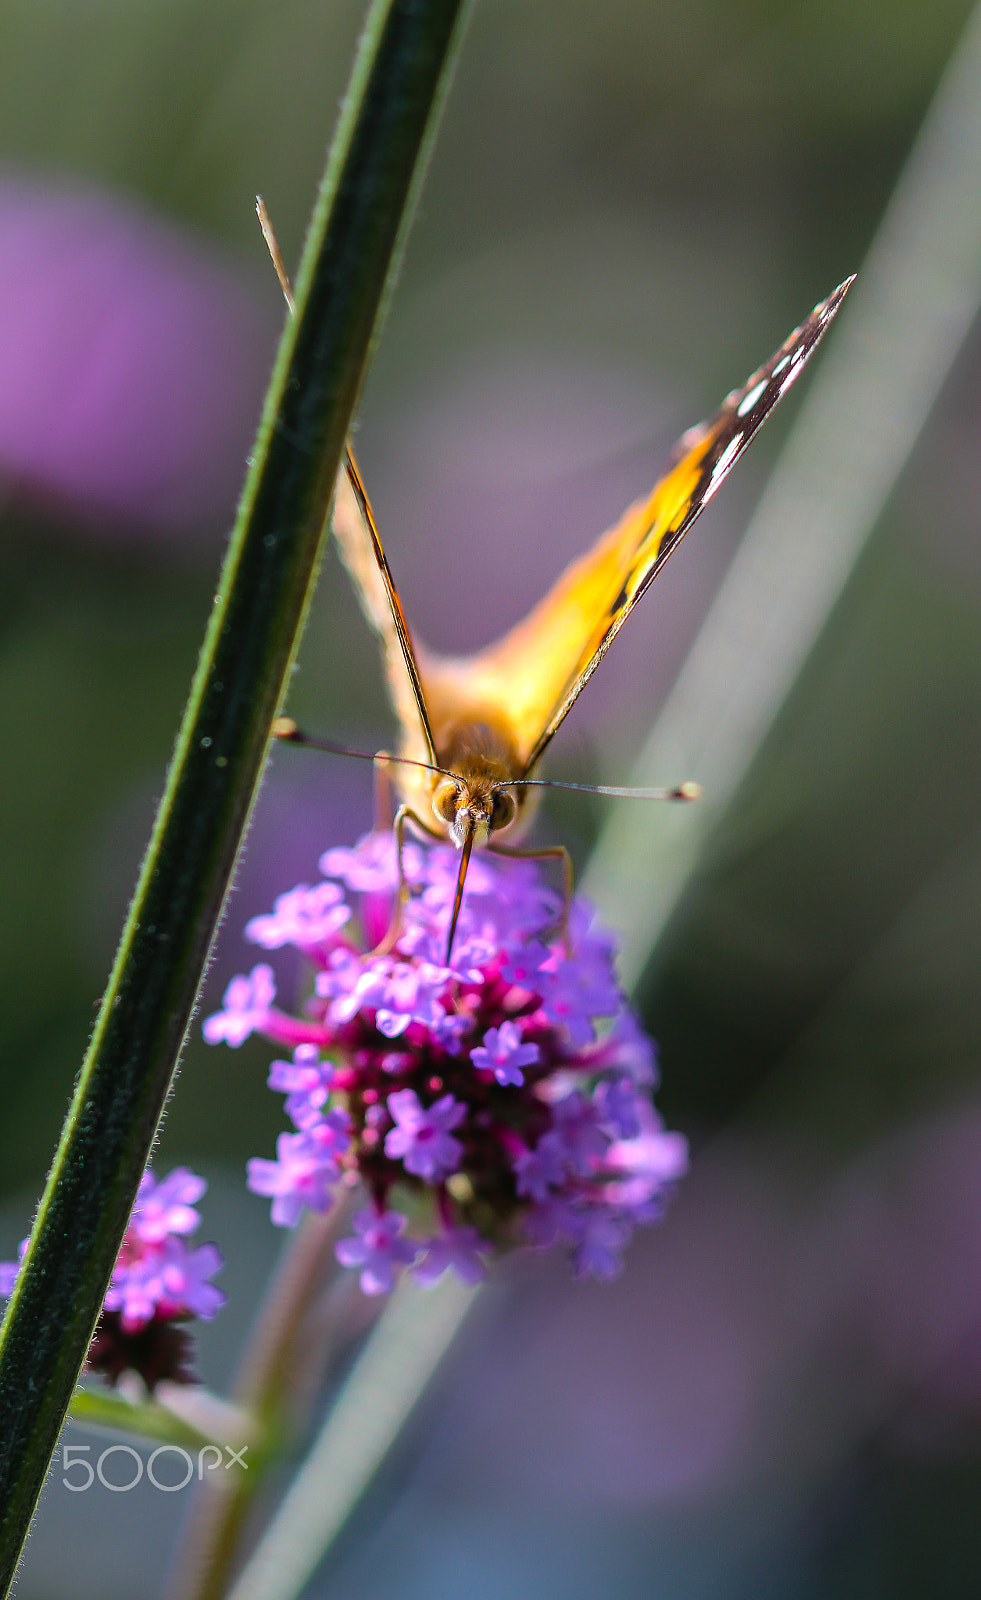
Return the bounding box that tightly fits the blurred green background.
[3,1,981,1596]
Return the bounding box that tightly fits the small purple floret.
[513,1130,567,1202]
[335,1208,419,1295]
[202,963,277,1047]
[132,1167,206,1243]
[320,832,422,893]
[268,1043,336,1129]
[154,1239,226,1320]
[105,1235,224,1331]
[384,1088,465,1181]
[245,882,350,954]
[604,1103,690,1217]
[593,1073,644,1139]
[570,1208,632,1282]
[549,1091,608,1176]
[0,1241,28,1298]
[247,1119,349,1227]
[413,1226,489,1286]
[470,1020,540,1087]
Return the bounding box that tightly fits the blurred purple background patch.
[0,172,279,542]
[406,1101,981,1514]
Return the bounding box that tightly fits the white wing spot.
[706,433,743,497]
[776,360,806,399]
[736,377,768,417]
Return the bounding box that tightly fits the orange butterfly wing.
[333,277,853,783]
[333,456,442,772]
[430,276,855,774]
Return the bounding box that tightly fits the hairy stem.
[0,1,470,1589]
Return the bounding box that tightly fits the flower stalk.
[225,1274,476,1600]
[165,1205,356,1600]
[0,0,471,1590]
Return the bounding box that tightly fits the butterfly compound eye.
[432,778,461,827]
[490,789,516,833]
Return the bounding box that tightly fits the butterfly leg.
[371,804,443,956]
[373,752,396,831]
[487,841,575,952]
[256,195,295,311]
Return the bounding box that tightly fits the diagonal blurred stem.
[582,0,981,990]
[772,818,981,1131]
[165,1204,354,1600]
[0,0,470,1590]
[225,1277,478,1600]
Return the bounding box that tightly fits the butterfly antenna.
[506,777,703,802]
[445,819,476,965]
[341,450,442,769]
[256,195,295,312]
[256,202,390,590]
[259,191,441,777]
[271,717,459,784]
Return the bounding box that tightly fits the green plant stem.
[0,1,469,1590]
[68,1390,218,1452]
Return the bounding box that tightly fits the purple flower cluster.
[1,1167,224,1388]
[204,832,688,1295]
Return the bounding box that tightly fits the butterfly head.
[431,764,525,963]
[431,772,519,851]
[427,720,533,852]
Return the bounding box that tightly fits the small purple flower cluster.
[1,1168,224,1388]
[204,832,688,1296]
